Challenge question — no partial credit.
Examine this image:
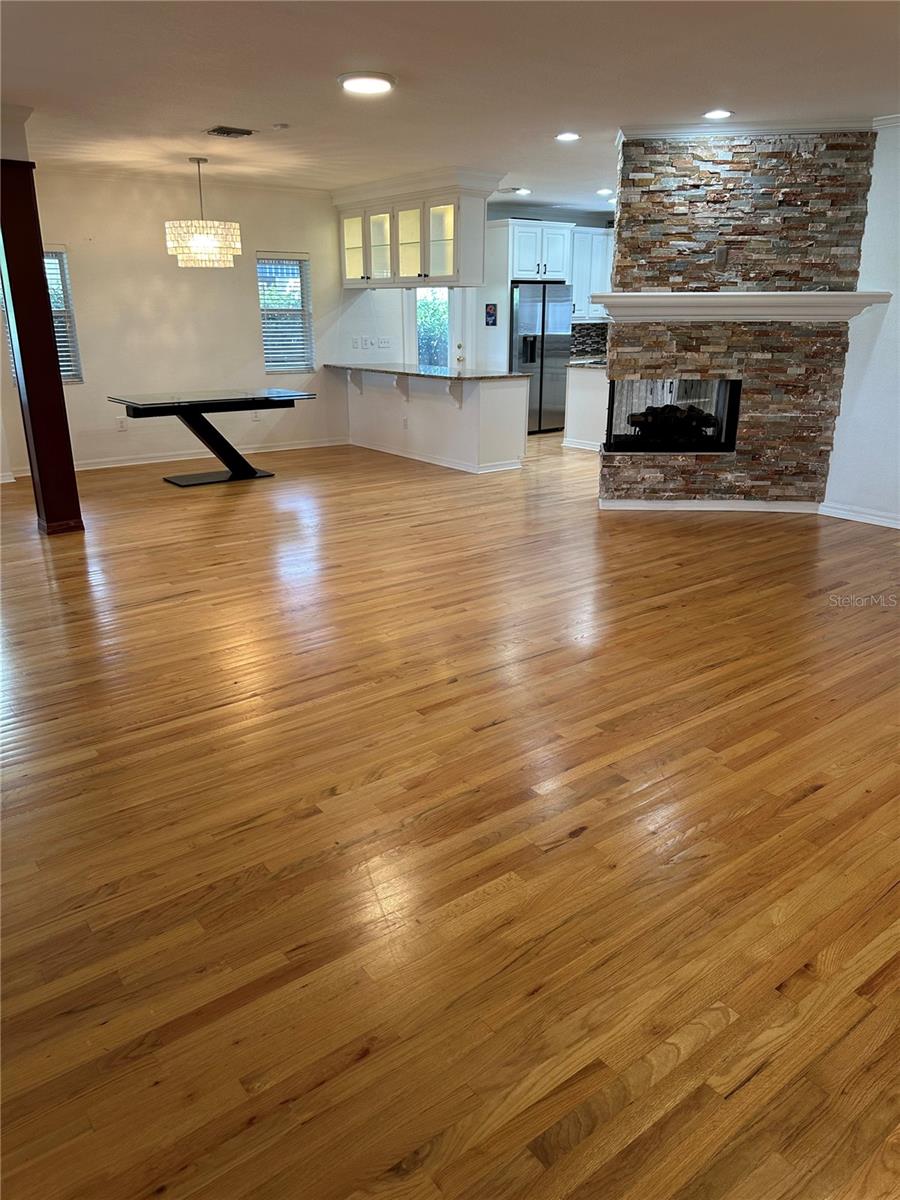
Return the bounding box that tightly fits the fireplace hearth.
[605,378,741,453]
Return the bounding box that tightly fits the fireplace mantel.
[591,291,892,323]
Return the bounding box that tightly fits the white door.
[541,226,572,280]
[511,224,542,279]
[571,230,592,321]
[588,229,613,318]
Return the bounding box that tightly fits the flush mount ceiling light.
[338,72,396,95]
[596,188,613,195]
[704,109,733,120]
[555,131,581,142]
[164,157,241,268]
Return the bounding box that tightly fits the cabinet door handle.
[543,263,547,274]
[536,263,540,274]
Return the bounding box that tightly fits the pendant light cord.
[196,159,205,220]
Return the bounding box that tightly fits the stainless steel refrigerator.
[510,282,573,433]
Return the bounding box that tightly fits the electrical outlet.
[361,335,372,350]
[378,337,390,349]
[117,417,127,432]
[251,410,260,422]
[351,336,360,349]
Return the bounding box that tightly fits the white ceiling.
[3,1,898,210]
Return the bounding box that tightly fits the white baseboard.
[0,472,16,484]
[562,438,602,452]
[598,498,820,513]
[349,439,521,474]
[10,437,349,477]
[818,502,900,529]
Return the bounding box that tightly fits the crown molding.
[618,121,878,140]
[331,168,503,208]
[873,114,900,129]
[591,291,893,324]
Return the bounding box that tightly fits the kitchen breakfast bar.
[325,363,530,474]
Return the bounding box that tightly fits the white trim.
[0,472,16,484]
[873,115,900,129]
[10,437,349,476]
[592,291,892,324]
[598,498,820,513]
[562,438,602,452]
[619,122,879,139]
[348,438,520,474]
[818,502,900,529]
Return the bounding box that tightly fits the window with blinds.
[256,255,314,373]
[43,251,83,383]
[2,250,83,384]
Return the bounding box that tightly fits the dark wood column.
[1,158,83,535]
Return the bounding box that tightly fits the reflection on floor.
[2,441,898,1200]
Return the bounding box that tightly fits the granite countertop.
[325,363,528,381]
[568,358,608,370]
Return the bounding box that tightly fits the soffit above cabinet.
[332,168,504,210]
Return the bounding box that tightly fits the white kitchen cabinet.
[393,203,424,283]
[570,227,613,322]
[334,171,500,288]
[540,225,572,280]
[588,229,613,319]
[508,221,573,282]
[426,198,457,282]
[510,223,542,279]
[341,212,368,285]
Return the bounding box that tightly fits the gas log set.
[605,378,742,453]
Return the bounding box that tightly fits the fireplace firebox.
[605,379,741,453]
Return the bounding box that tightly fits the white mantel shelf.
[590,291,892,323]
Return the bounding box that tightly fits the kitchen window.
[2,250,83,383]
[415,286,450,369]
[256,254,315,373]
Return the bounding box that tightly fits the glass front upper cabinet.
[427,200,456,281]
[341,214,366,283]
[395,204,423,282]
[367,210,392,281]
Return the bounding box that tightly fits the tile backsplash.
[571,322,608,359]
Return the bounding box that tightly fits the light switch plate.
[351,336,360,349]
[378,337,390,349]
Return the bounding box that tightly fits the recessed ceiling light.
[514,187,532,196]
[704,109,733,120]
[555,131,581,142]
[338,72,396,95]
[596,188,613,196]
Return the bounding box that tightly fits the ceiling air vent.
[206,125,255,139]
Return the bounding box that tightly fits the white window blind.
[256,254,314,373]
[43,251,83,383]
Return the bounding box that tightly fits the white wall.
[824,122,900,528]
[1,167,395,474]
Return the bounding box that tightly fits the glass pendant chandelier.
[165,157,241,268]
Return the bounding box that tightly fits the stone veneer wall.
[601,323,848,502]
[603,132,875,504]
[613,133,875,291]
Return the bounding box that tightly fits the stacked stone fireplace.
[602,131,876,505]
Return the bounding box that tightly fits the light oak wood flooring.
[1,436,898,1199]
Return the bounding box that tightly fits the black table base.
[165,411,272,487]
[106,389,317,489]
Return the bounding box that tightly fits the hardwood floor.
[2,436,898,1199]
